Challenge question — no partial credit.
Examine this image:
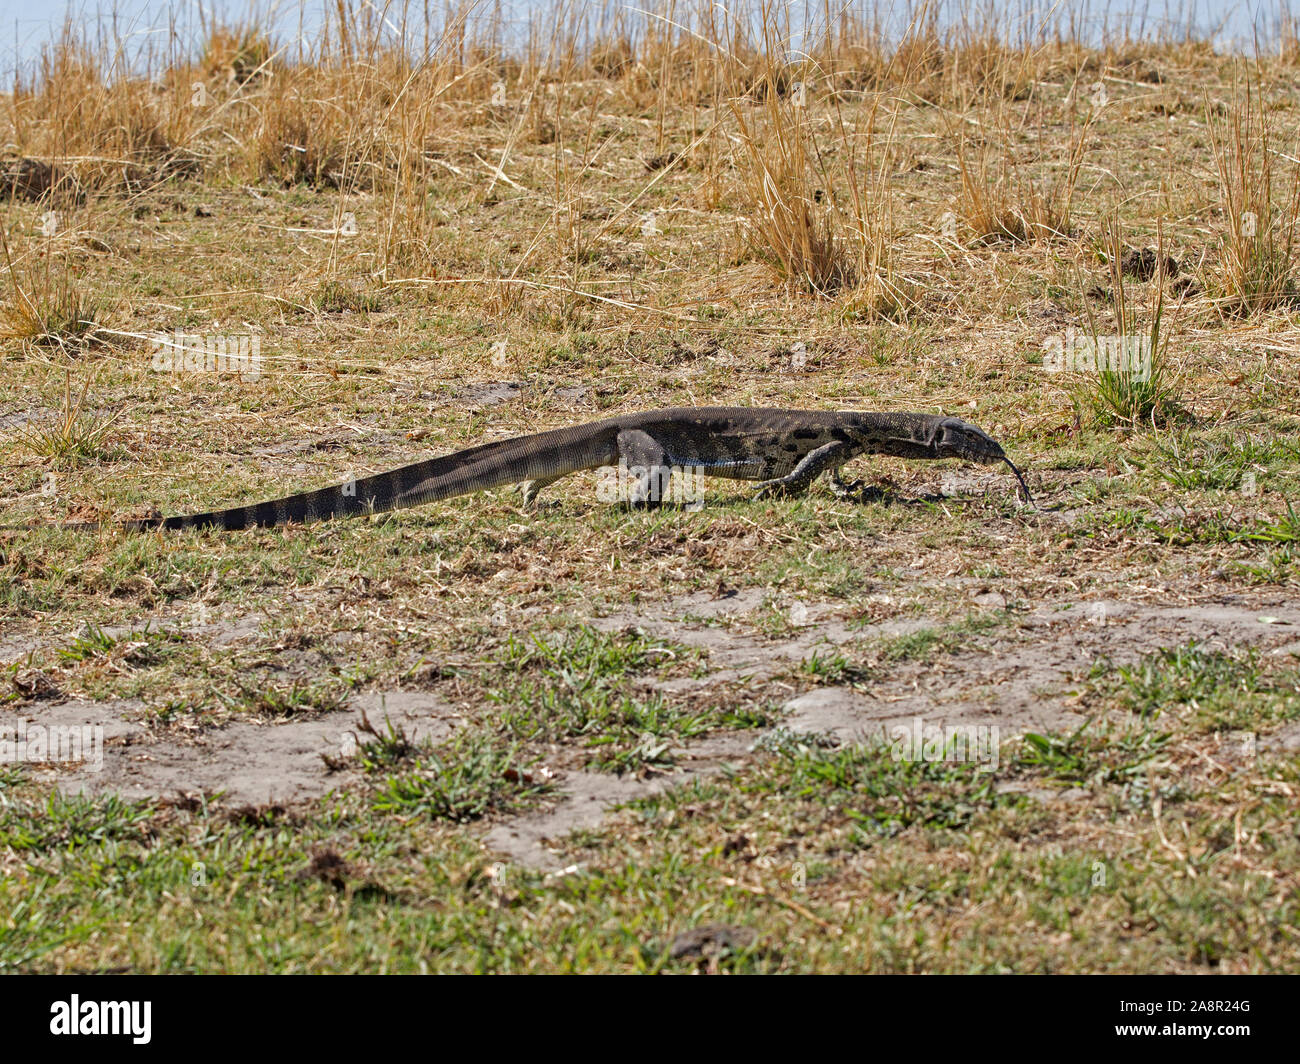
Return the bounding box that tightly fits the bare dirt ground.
[18,580,1297,868]
[49,689,459,806]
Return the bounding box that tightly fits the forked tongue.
[1002,457,1033,505]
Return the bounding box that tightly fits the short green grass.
[485,626,770,773]
[372,731,554,822]
[1088,641,1300,731]
[4,717,1296,973]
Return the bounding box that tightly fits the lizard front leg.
[753,441,853,500]
[616,429,673,507]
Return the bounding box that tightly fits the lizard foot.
[753,479,807,501]
[513,476,563,507]
[831,479,886,503]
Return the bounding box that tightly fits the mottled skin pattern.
[57,408,1029,531]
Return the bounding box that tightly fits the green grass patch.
[743,736,1020,843]
[373,731,553,823]
[485,625,767,773]
[1089,641,1300,731]
[1016,720,1171,788]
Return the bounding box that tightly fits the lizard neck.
[838,411,941,459]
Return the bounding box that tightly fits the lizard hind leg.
[615,429,674,507]
[514,474,564,506]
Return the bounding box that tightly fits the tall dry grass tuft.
[200,23,274,85]
[953,91,1094,245]
[247,66,372,189]
[1205,80,1300,316]
[731,90,854,296]
[377,65,454,277]
[727,12,898,306]
[0,225,101,352]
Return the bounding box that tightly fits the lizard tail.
[123,426,618,531]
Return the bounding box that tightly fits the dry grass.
[953,90,1095,245]
[0,226,100,350]
[1206,77,1300,316]
[730,77,858,296]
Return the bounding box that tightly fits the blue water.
[0,0,1294,78]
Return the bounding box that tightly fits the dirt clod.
[1120,246,1179,280]
[668,923,758,960]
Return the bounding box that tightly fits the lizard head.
[928,417,1005,464]
[926,417,1034,503]
[841,413,1033,503]
[848,414,1032,503]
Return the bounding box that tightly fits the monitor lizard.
[24,407,1032,530]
